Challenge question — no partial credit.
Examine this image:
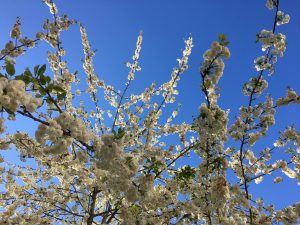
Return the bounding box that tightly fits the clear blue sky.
[1,0,300,211]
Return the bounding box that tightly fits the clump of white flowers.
[80,25,99,95]
[254,55,271,71]
[255,17,288,74]
[211,176,230,201]
[36,119,66,154]
[43,0,58,14]
[10,17,21,39]
[126,31,143,81]
[159,36,193,105]
[200,39,230,106]
[276,11,290,26]
[243,77,268,97]
[276,88,300,106]
[35,112,97,155]
[0,77,41,113]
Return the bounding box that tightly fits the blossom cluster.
[276,11,290,26]
[200,41,230,106]
[126,31,143,81]
[159,36,193,105]
[0,18,36,61]
[254,32,286,73]
[254,10,288,74]
[0,78,41,114]
[35,112,94,154]
[276,88,300,106]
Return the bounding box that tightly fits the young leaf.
[38,87,46,96]
[40,74,47,85]
[6,63,15,76]
[57,92,66,100]
[38,64,46,76]
[34,65,40,75]
[15,75,31,85]
[218,34,226,42]
[45,76,51,83]
[24,69,32,77]
[53,85,65,93]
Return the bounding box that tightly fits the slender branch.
[236,3,280,224]
[154,140,200,178]
[0,39,39,61]
[87,188,99,225]
[112,80,132,132]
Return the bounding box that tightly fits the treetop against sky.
[0,0,300,224]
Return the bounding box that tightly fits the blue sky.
[1,0,300,212]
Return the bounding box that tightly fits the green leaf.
[38,87,46,96]
[6,63,15,76]
[24,69,32,77]
[204,79,212,88]
[53,85,65,93]
[199,112,206,119]
[5,108,15,116]
[118,127,125,137]
[46,83,54,92]
[113,127,125,139]
[15,75,31,85]
[57,92,66,100]
[34,65,39,75]
[45,76,51,84]
[49,108,60,111]
[175,165,196,181]
[38,64,46,76]
[125,156,133,169]
[218,34,226,42]
[46,97,53,104]
[218,34,229,46]
[40,74,47,85]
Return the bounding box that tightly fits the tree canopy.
[0,0,299,224]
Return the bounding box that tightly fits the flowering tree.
[0,0,299,224]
